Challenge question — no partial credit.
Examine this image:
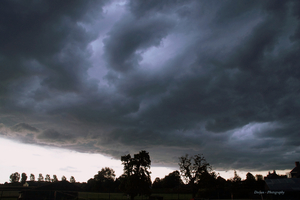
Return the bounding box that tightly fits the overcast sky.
[1,0,300,183]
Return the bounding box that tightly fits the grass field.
[0,191,270,200]
[78,192,193,200]
[0,191,193,200]
[0,190,20,199]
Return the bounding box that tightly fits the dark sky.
[1,0,300,172]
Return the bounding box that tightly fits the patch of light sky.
[139,33,195,72]
[1,137,291,184]
[137,11,264,73]
[0,137,174,184]
[229,122,281,142]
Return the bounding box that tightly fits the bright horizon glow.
[0,137,175,184]
[0,137,291,184]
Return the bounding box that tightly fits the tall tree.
[178,154,211,197]
[121,154,133,176]
[10,172,20,183]
[21,173,27,184]
[120,150,152,200]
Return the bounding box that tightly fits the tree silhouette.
[95,167,116,182]
[38,173,44,182]
[178,154,211,197]
[45,174,51,182]
[10,172,20,183]
[52,175,58,182]
[85,178,97,192]
[244,172,257,195]
[162,170,183,189]
[70,176,76,183]
[215,175,227,198]
[61,175,67,181]
[30,174,35,181]
[152,177,162,189]
[255,174,263,181]
[246,172,255,181]
[255,174,265,191]
[229,170,242,199]
[197,171,218,198]
[231,170,241,182]
[21,173,27,184]
[120,150,152,200]
[121,154,132,176]
[93,167,116,192]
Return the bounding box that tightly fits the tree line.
[9,172,74,184]
[5,150,266,199]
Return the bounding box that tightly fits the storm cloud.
[1,0,300,172]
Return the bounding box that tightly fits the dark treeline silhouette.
[3,151,268,199]
[84,167,118,193]
[152,170,183,192]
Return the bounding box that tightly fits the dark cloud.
[103,15,175,72]
[0,0,106,99]
[128,0,192,18]
[10,123,39,133]
[38,129,71,141]
[1,0,300,173]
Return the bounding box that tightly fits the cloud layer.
[1,0,300,172]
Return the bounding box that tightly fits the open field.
[78,192,193,200]
[0,190,20,199]
[0,191,193,200]
[0,191,268,200]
